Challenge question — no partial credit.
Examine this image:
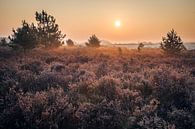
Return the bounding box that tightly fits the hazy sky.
[0,0,195,42]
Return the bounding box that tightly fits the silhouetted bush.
[160,29,186,54]
[138,43,144,52]
[66,39,74,46]
[85,35,101,47]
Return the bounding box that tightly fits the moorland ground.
[0,47,195,129]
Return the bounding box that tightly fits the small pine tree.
[35,10,65,48]
[9,20,38,50]
[161,29,186,54]
[138,43,144,52]
[86,35,101,47]
[66,39,74,46]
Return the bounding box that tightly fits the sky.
[0,0,195,43]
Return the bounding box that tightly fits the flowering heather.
[0,47,195,129]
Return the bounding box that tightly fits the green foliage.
[160,29,186,54]
[35,10,65,48]
[66,39,74,46]
[86,35,101,47]
[9,20,38,50]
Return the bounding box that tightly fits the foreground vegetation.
[0,47,195,129]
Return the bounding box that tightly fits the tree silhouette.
[86,35,101,47]
[35,10,65,48]
[138,43,144,52]
[9,20,38,50]
[161,29,186,54]
[66,39,74,46]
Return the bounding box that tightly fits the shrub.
[45,56,59,64]
[76,55,92,64]
[96,61,108,78]
[138,43,144,52]
[18,88,77,129]
[190,68,195,77]
[0,46,13,59]
[167,109,195,129]
[0,89,26,129]
[153,71,193,111]
[21,72,70,92]
[0,37,9,47]
[66,39,74,46]
[76,101,126,129]
[20,61,43,74]
[160,29,186,54]
[51,63,65,72]
[96,77,119,100]
[0,66,17,95]
[85,35,101,48]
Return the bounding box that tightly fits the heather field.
[0,47,195,129]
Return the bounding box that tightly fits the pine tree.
[138,43,144,52]
[86,35,101,47]
[9,20,37,50]
[161,29,186,54]
[35,10,65,48]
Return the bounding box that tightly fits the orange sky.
[0,0,195,42]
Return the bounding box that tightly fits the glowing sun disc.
[115,20,121,28]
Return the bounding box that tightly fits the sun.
[115,20,121,28]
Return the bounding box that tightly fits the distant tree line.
[3,10,101,50]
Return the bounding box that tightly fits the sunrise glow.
[0,0,195,42]
[115,20,121,28]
